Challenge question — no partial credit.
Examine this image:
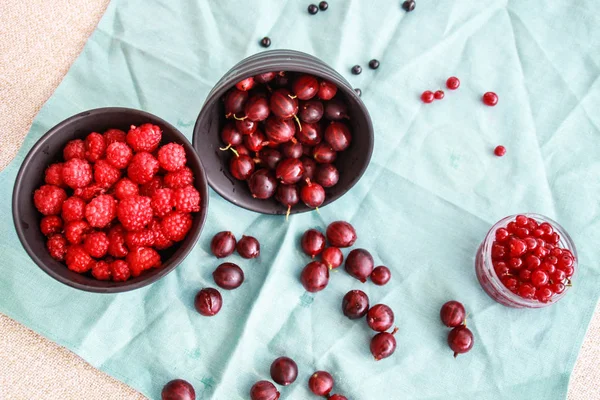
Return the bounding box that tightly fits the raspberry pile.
[491,215,575,302]
[221,72,353,215]
[33,124,200,282]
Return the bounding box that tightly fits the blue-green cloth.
[2,0,600,398]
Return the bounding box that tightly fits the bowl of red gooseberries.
[476,213,577,308]
[193,49,374,215]
[12,108,209,293]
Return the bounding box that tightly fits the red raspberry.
[83,231,110,258]
[103,128,126,145]
[117,195,153,231]
[40,215,63,236]
[34,184,67,215]
[92,260,111,280]
[64,220,90,244]
[63,139,85,160]
[110,260,131,281]
[127,124,162,153]
[45,163,65,187]
[125,229,156,249]
[47,234,68,261]
[158,143,187,172]
[85,132,106,162]
[164,167,194,189]
[65,245,93,273]
[106,142,133,169]
[139,176,163,197]
[149,219,173,250]
[94,159,121,188]
[127,152,159,184]
[74,184,106,201]
[174,186,201,213]
[114,178,139,200]
[107,224,128,258]
[62,196,86,222]
[161,211,192,242]
[151,188,175,217]
[126,246,161,277]
[85,194,116,228]
[62,158,93,189]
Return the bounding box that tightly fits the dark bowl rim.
[193,49,374,215]
[12,107,209,294]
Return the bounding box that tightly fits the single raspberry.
[117,195,153,231]
[149,219,173,250]
[139,176,163,197]
[151,188,175,217]
[62,158,93,189]
[83,231,110,258]
[63,139,85,160]
[103,128,126,145]
[125,229,156,249]
[47,234,68,261]
[44,163,65,187]
[62,196,86,222]
[161,211,192,242]
[110,260,131,281]
[74,184,106,201]
[174,186,201,213]
[94,159,121,188]
[107,224,128,258]
[40,215,63,236]
[127,152,159,184]
[84,132,106,162]
[34,185,67,215]
[105,142,133,169]
[164,167,194,189]
[64,220,90,244]
[85,194,116,228]
[158,143,187,172]
[126,246,161,277]
[92,260,111,280]
[114,178,139,200]
[127,124,162,153]
[65,245,94,273]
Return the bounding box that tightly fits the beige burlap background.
[0,1,598,399]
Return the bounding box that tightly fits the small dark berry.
[260,37,271,48]
[319,1,328,10]
[368,59,380,69]
[308,4,319,14]
[351,65,362,75]
[402,0,416,12]
[354,88,362,97]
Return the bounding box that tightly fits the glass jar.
[475,213,578,308]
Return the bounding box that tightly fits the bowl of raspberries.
[193,50,374,215]
[12,107,208,293]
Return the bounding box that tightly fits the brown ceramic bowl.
[193,50,374,215]
[12,108,209,293]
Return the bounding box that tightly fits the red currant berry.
[551,269,566,283]
[531,269,549,288]
[515,215,528,227]
[562,249,574,258]
[524,238,538,250]
[525,255,541,270]
[501,276,518,291]
[508,257,523,269]
[546,232,560,245]
[532,229,544,238]
[421,91,434,103]
[535,286,553,302]
[557,254,574,269]
[493,145,506,157]
[545,255,558,265]
[539,262,556,275]
[533,246,548,258]
[518,283,535,299]
[519,269,532,282]
[550,248,563,257]
[434,90,445,100]
[562,265,574,278]
[495,228,509,243]
[491,244,507,260]
[506,222,518,234]
[551,283,566,294]
[527,219,539,231]
[539,222,553,235]
[494,261,510,277]
[515,227,529,239]
[482,92,498,106]
[508,238,527,257]
[446,77,460,90]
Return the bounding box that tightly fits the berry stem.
[293,114,303,131]
[229,147,239,157]
[232,114,247,121]
[219,144,232,151]
[286,205,291,220]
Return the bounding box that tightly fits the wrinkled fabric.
[1,0,600,399]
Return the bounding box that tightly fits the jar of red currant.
[475,214,577,308]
